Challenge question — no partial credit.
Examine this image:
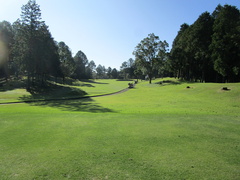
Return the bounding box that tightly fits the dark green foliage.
[111,68,119,79]
[58,41,76,81]
[74,50,89,79]
[106,67,112,78]
[169,23,190,79]
[211,5,240,82]
[96,64,106,79]
[12,0,62,87]
[85,60,96,79]
[169,4,240,82]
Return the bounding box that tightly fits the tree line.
[168,4,240,83]
[120,4,240,83]
[0,1,239,89]
[0,0,121,89]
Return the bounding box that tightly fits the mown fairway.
[0,79,239,179]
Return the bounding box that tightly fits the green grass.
[0,79,132,103]
[0,78,239,179]
[69,79,132,96]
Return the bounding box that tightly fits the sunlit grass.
[96,79,240,115]
[0,78,239,179]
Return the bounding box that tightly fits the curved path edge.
[0,87,132,105]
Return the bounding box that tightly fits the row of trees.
[1,1,239,87]
[119,4,240,83]
[169,4,240,82]
[0,0,120,88]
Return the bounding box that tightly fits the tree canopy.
[0,0,101,89]
[133,33,169,83]
[168,4,240,82]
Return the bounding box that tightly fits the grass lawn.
[0,78,239,179]
[0,79,132,103]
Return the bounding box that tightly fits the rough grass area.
[0,78,239,179]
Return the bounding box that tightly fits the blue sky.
[0,0,239,69]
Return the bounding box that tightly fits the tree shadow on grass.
[53,78,96,87]
[0,78,26,92]
[20,83,88,101]
[78,83,95,87]
[81,79,109,84]
[66,79,108,87]
[155,80,182,85]
[116,79,133,81]
[18,82,114,113]
[28,98,115,113]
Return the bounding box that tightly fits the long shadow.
[81,79,109,84]
[116,79,134,81]
[18,82,114,113]
[28,98,115,113]
[19,83,88,101]
[155,80,182,85]
[62,79,108,86]
[78,83,95,87]
[0,78,26,92]
[53,78,96,87]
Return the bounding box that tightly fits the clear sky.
[0,0,239,69]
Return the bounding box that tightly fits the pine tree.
[14,0,62,87]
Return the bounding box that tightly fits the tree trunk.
[149,76,152,84]
[27,72,31,88]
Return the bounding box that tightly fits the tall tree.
[37,25,62,81]
[107,67,112,78]
[58,41,75,81]
[20,0,43,85]
[211,5,240,82]
[85,60,96,79]
[120,61,128,79]
[177,24,195,80]
[157,40,169,78]
[120,58,136,79]
[126,58,136,79]
[169,23,190,79]
[133,33,168,83]
[11,19,30,78]
[188,12,215,82]
[13,0,62,87]
[74,50,88,79]
[111,68,118,79]
[96,64,106,79]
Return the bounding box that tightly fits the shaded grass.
[0,79,132,103]
[0,78,26,92]
[76,79,132,96]
[19,83,87,101]
[0,78,240,179]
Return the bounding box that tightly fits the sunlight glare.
[0,40,8,66]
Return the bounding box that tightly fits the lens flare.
[0,40,8,67]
